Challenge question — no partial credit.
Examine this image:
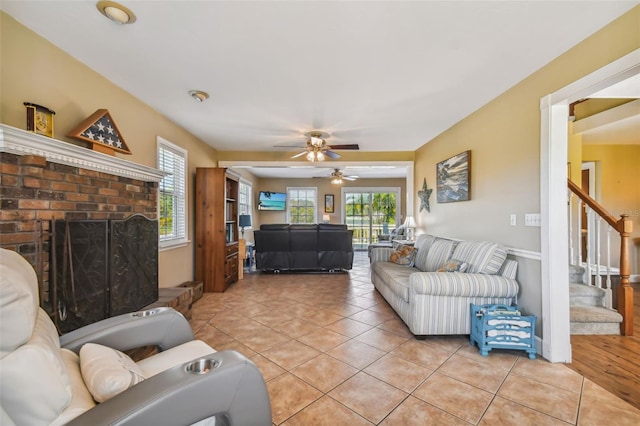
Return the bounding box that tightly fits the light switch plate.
[510,214,517,226]
[525,213,541,227]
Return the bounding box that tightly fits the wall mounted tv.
[257,191,286,211]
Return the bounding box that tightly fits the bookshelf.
[195,168,239,292]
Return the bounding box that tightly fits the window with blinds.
[238,179,252,216]
[287,187,317,224]
[157,137,188,248]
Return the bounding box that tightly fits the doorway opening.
[342,188,401,250]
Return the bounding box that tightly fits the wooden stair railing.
[568,179,634,336]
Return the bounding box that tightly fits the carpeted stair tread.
[569,283,605,297]
[569,264,585,284]
[570,305,622,323]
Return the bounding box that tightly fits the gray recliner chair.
[0,248,272,425]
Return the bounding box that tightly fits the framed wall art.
[324,194,335,213]
[436,150,471,203]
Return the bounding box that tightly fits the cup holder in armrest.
[186,358,221,375]
[132,308,162,317]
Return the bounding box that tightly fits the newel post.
[617,214,633,336]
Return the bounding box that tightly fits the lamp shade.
[403,216,417,228]
[239,214,252,228]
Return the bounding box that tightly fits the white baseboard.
[631,274,640,283]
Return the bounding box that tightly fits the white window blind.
[287,187,317,224]
[239,179,252,216]
[157,137,188,248]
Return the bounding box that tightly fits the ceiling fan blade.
[274,143,306,148]
[327,144,359,150]
[324,150,341,159]
[343,176,357,181]
[291,150,308,159]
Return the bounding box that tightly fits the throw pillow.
[438,259,468,273]
[79,343,146,403]
[389,244,417,266]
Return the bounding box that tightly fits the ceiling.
[2,1,638,179]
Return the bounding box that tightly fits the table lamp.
[239,214,252,239]
[403,216,417,241]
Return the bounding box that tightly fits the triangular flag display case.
[67,109,131,155]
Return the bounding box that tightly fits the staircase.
[567,179,633,336]
[569,264,622,335]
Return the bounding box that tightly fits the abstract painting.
[437,150,471,203]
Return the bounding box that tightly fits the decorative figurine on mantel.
[67,109,131,155]
[24,102,55,138]
[418,178,432,213]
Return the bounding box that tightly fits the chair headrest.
[0,249,40,358]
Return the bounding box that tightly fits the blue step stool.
[470,304,536,359]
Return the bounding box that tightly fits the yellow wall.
[583,144,640,274]
[413,6,639,320]
[1,13,219,287]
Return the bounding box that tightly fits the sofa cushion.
[389,244,417,266]
[371,261,418,302]
[420,239,456,272]
[451,241,507,274]
[318,223,347,231]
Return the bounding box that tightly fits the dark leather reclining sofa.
[254,224,354,272]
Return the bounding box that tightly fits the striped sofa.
[370,234,519,338]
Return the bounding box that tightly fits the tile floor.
[189,252,640,425]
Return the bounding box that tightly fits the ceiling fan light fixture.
[331,177,342,185]
[188,90,210,102]
[316,151,325,162]
[96,1,136,24]
[310,136,323,147]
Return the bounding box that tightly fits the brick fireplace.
[0,124,165,330]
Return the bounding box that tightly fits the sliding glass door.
[343,188,400,250]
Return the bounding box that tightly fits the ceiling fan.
[281,131,359,162]
[329,169,358,184]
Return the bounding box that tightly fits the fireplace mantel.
[0,124,165,182]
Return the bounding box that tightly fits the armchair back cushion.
[289,224,319,269]
[254,224,290,270]
[0,249,73,425]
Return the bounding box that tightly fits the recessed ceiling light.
[188,90,210,102]
[96,1,136,24]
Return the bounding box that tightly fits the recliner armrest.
[65,350,272,426]
[60,307,194,354]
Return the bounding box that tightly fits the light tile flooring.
[189,252,640,425]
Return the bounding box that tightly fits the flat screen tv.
[257,191,286,211]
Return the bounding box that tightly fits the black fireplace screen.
[53,215,158,333]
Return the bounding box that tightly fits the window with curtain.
[287,187,317,224]
[157,137,188,248]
